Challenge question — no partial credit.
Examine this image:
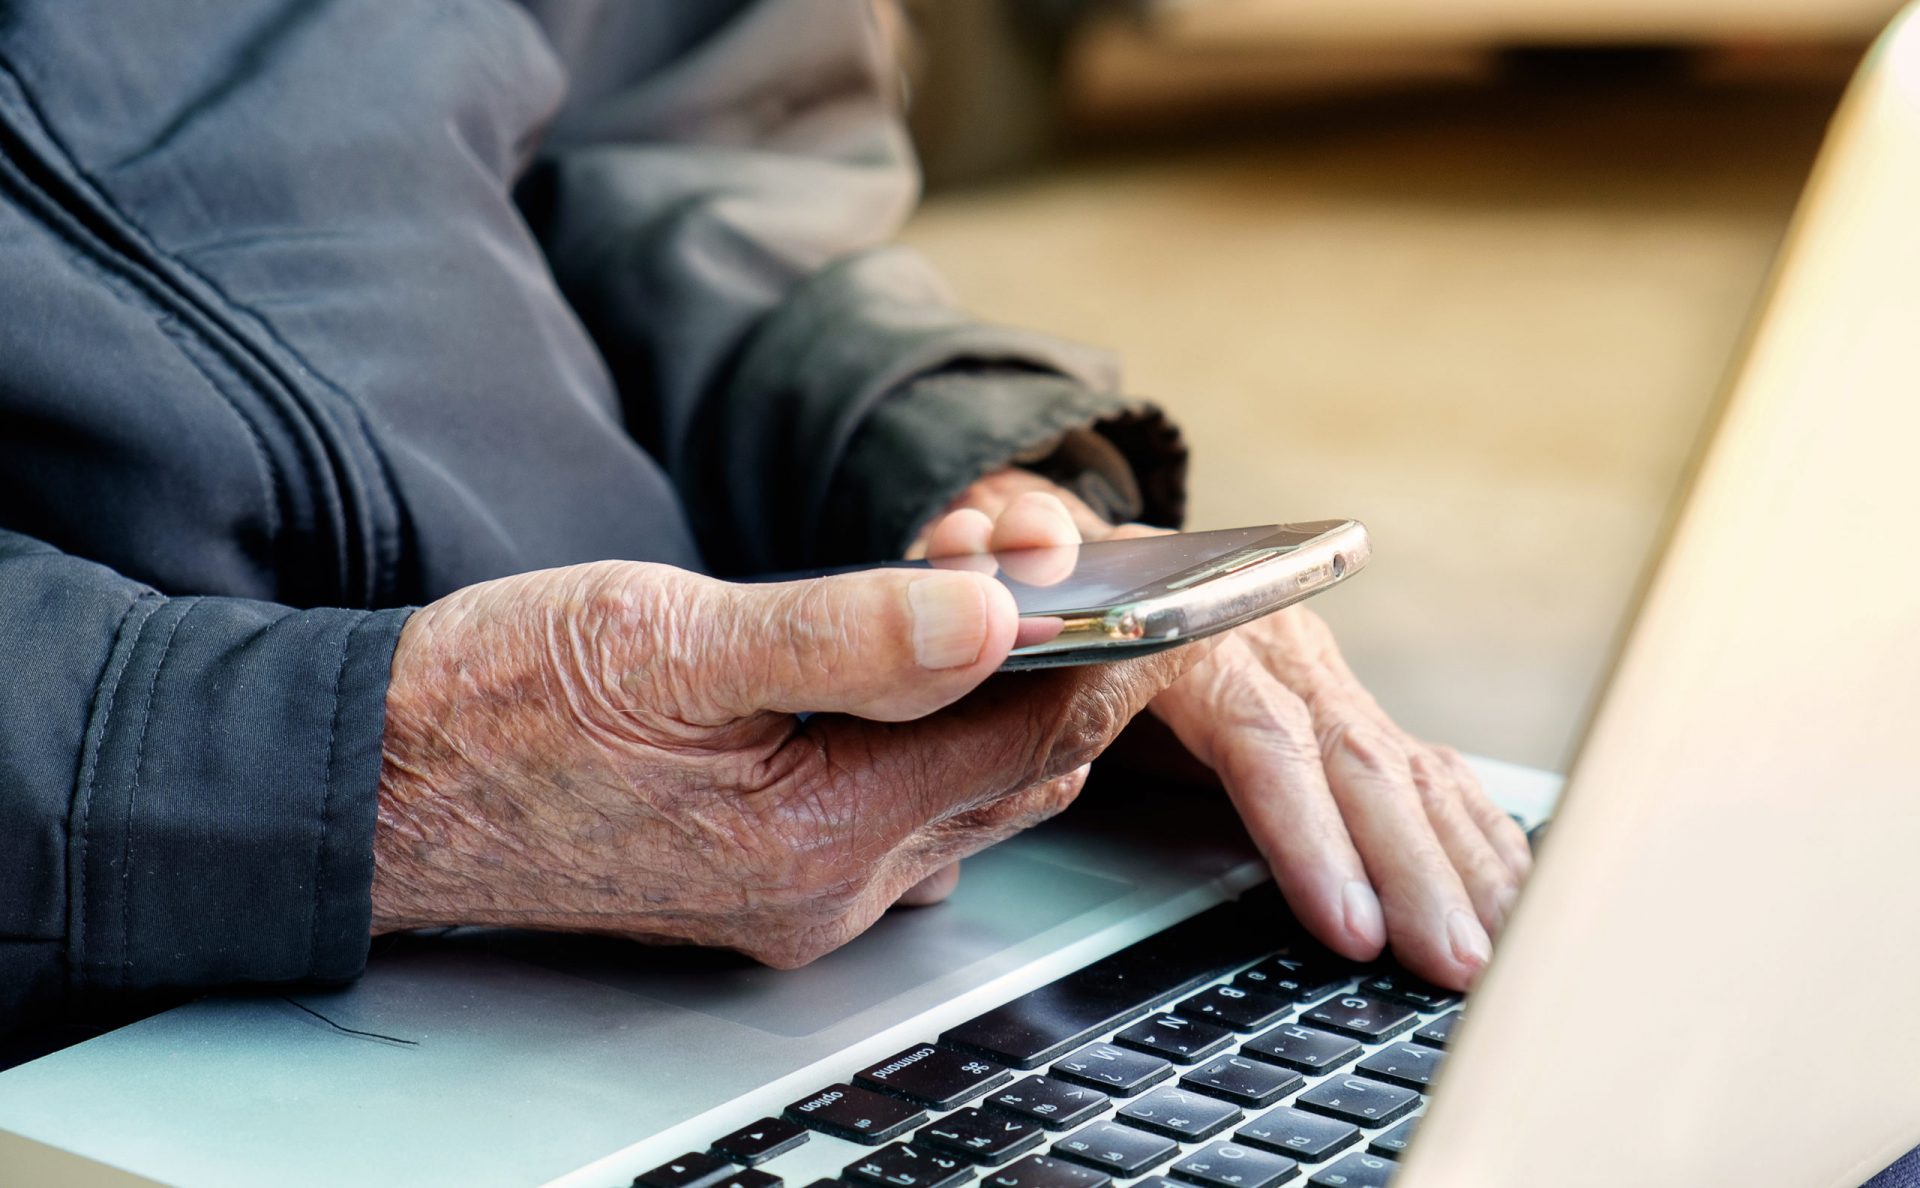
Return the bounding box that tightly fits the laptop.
[5,3,1920,1184]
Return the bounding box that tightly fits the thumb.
[699,567,1020,722]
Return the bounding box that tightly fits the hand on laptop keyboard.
[919,477,1534,991]
[370,556,1212,967]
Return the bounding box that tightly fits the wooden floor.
[901,69,1846,770]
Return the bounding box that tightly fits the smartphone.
[920,520,1370,670]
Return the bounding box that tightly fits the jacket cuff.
[819,368,1191,565]
[67,598,411,997]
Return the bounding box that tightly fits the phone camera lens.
[1330,554,1346,578]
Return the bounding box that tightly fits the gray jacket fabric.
[0,0,1185,1029]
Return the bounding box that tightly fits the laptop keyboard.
[627,886,1460,1188]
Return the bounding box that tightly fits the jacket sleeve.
[0,529,408,1029]
[516,0,1185,573]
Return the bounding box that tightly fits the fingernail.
[1447,908,1493,970]
[1341,879,1385,948]
[909,574,989,670]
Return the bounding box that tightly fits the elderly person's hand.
[908,470,1533,991]
[370,558,1208,966]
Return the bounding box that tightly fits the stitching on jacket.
[69,592,155,990]
[118,599,195,991]
[138,227,401,600]
[0,59,402,603]
[0,64,289,549]
[310,613,367,971]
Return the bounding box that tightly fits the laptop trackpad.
[496,846,1131,1038]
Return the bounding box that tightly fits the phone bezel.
[1000,519,1370,670]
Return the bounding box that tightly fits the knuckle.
[1056,680,1133,766]
[1267,689,1317,739]
[1319,714,1406,778]
[1466,848,1516,892]
[1405,749,1455,807]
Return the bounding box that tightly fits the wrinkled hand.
[372,558,1207,966]
[912,471,1532,990]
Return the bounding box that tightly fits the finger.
[1105,523,1172,541]
[934,468,1114,540]
[803,637,1216,852]
[1150,639,1386,961]
[924,506,1063,644]
[924,507,997,560]
[693,566,1019,723]
[987,491,1082,550]
[1439,745,1535,879]
[989,492,1082,585]
[894,862,961,907]
[1319,717,1490,990]
[1406,748,1521,937]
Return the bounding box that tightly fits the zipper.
[0,66,396,607]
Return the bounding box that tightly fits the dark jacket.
[0,0,1185,1029]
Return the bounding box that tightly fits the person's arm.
[0,529,409,1029]
[1,519,1212,1032]
[517,0,1184,572]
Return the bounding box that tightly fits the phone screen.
[917,525,1285,615]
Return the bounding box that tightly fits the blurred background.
[885,0,1897,773]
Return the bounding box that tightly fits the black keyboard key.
[1357,972,1459,1014]
[1236,955,1346,1004]
[911,1147,974,1181]
[1294,1078,1420,1128]
[1355,1043,1444,1091]
[1114,1013,1235,1064]
[1051,1044,1173,1096]
[984,1076,1111,1131]
[1180,985,1292,1033]
[1410,1011,1461,1050]
[843,1143,973,1188]
[983,1154,1111,1188]
[1135,1179,1188,1188]
[800,1181,851,1188]
[1307,1153,1397,1187]
[913,1151,975,1182]
[857,1046,1014,1110]
[1170,1142,1300,1188]
[1051,1120,1178,1177]
[636,1152,739,1188]
[1301,996,1416,1043]
[715,1172,783,1188]
[788,1084,929,1145]
[943,901,1272,1068]
[919,1109,1047,1166]
[1368,1117,1420,1159]
[1234,1107,1361,1163]
[1181,1055,1304,1109]
[1240,1023,1362,1075]
[1117,1085,1244,1141]
[713,1117,810,1166]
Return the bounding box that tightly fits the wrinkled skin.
[909,471,1534,989]
[373,559,1208,968]
[375,472,1532,990]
